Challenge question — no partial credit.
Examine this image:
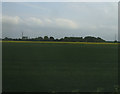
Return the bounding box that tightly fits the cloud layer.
[2,2,118,41]
[3,16,79,29]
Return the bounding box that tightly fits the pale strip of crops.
[0,41,119,45]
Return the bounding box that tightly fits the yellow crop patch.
[1,40,119,45]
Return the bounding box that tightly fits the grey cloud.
[2,2,118,41]
[3,16,79,29]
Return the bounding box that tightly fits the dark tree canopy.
[44,36,49,40]
[50,37,54,40]
[3,35,106,42]
[84,36,105,42]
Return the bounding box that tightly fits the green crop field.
[2,41,118,92]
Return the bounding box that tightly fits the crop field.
[2,41,118,92]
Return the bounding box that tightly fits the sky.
[2,2,118,41]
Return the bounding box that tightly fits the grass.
[2,41,118,92]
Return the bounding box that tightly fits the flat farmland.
[2,41,118,92]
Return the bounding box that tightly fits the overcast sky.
[2,2,118,41]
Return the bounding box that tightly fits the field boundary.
[1,41,119,45]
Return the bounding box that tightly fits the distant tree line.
[3,36,106,42]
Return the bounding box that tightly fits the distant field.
[2,41,118,92]
[1,40,119,45]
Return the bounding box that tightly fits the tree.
[36,37,43,40]
[60,38,64,41]
[114,40,117,43]
[50,36,54,41]
[84,36,105,42]
[96,37,105,42]
[44,36,49,40]
[4,37,9,40]
[4,37,12,40]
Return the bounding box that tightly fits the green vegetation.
[3,36,106,42]
[2,42,118,92]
